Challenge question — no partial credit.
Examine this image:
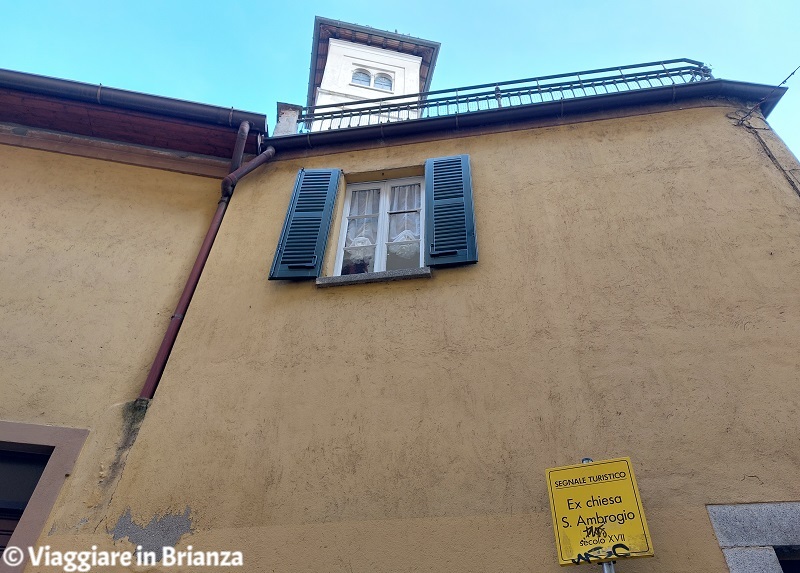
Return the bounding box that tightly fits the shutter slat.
[425,155,478,266]
[269,169,341,280]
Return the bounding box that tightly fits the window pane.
[349,188,380,216]
[0,451,49,508]
[345,216,378,248]
[387,183,421,246]
[385,183,421,270]
[340,188,380,275]
[352,70,370,86]
[343,215,378,275]
[388,212,420,243]
[375,74,393,91]
[342,246,376,275]
[389,184,420,211]
[386,241,420,271]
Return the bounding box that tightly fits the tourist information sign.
[546,457,653,566]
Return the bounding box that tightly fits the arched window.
[352,69,371,87]
[374,74,393,91]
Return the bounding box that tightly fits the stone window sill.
[316,267,431,288]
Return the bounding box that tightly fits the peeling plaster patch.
[111,508,193,561]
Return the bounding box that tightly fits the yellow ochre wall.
[0,145,219,540]
[16,105,800,571]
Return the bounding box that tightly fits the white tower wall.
[312,39,423,130]
[317,39,422,105]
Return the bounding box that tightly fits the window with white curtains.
[335,177,424,276]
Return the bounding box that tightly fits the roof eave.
[277,79,788,151]
[0,68,267,133]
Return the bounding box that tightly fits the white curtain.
[345,188,380,262]
[388,184,421,258]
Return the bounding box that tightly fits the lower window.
[776,547,800,573]
[334,177,424,275]
[0,445,52,553]
[0,421,87,559]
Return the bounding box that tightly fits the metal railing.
[297,59,712,133]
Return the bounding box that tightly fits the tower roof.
[306,17,440,108]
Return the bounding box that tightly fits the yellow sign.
[546,457,653,566]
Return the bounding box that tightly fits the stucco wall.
[0,145,219,542]
[33,105,800,571]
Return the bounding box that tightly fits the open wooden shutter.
[424,155,478,267]
[269,168,341,280]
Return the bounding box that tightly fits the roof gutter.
[0,68,266,132]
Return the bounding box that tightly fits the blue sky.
[1,1,798,155]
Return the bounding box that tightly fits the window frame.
[0,422,87,559]
[333,176,425,277]
[707,503,800,573]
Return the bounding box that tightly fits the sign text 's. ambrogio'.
[546,458,654,566]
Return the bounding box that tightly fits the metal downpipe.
[229,121,250,172]
[138,124,275,400]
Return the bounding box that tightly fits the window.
[374,74,393,92]
[351,69,371,87]
[335,178,423,275]
[707,503,800,573]
[269,155,477,281]
[351,69,393,92]
[776,547,800,573]
[0,446,51,553]
[0,422,87,558]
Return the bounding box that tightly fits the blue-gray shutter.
[424,155,478,267]
[269,168,341,280]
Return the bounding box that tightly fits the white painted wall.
[312,39,423,130]
[317,39,422,105]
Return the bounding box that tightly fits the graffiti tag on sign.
[545,457,654,566]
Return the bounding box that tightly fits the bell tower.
[273,18,439,136]
[308,17,439,111]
